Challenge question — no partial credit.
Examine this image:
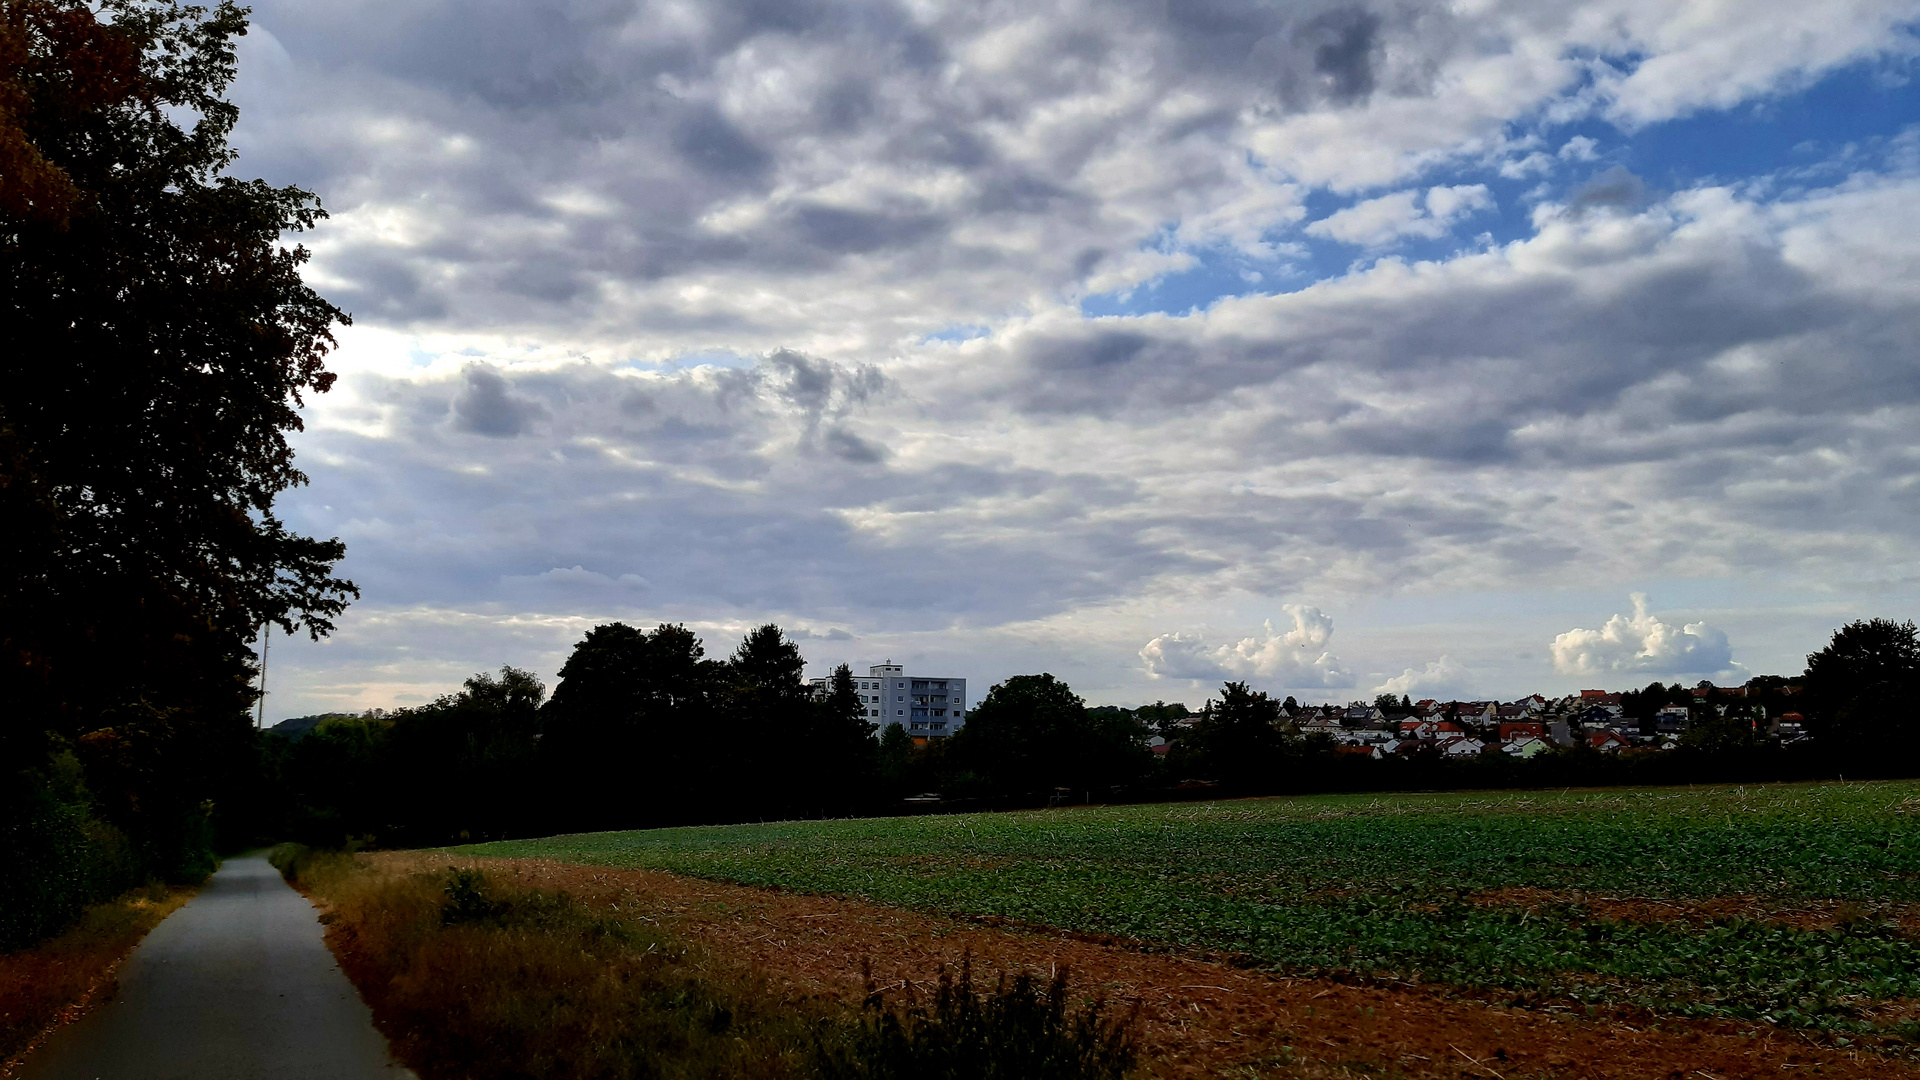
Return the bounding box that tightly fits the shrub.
[818,956,1136,1080]
[0,758,143,952]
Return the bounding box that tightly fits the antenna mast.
[255,622,270,728]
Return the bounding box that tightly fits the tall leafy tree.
[721,624,809,815]
[945,673,1148,797]
[1177,682,1285,788]
[1804,619,1920,763]
[385,667,544,844]
[2,1,351,887]
[804,662,878,812]
[540,622,718,828]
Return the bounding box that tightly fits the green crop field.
[462,782,1920,1032]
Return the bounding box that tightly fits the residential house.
[1587,729,1632,753]
[1502,735,1551,759]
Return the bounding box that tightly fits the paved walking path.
[21,854,413,1080]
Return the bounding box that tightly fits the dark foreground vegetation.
[270,845,1134,1080]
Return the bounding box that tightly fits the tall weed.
[818,956,1136,1080]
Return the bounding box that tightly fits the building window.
[897,709,905,715]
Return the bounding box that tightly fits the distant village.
[1143,680,1806,761]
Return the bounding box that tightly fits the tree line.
[259,616,1920,852]
[262,624,1159,847]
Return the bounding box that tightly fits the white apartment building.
[809,663,967,740]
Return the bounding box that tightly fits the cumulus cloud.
[1370,656,1470,699]
[1559,136,1600,162]
[1550,595,1739,677]
[1304,185,1494,247]
[1139,606,1354,687]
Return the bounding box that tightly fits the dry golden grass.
[286,847,842,1080]
[284,846,1138,1080]
[0,882,195,1077]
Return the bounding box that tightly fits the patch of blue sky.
[922,324,991,343]
[1078,248,1313,318]
[1082,54,1920,320]
[1548,56,1920,194]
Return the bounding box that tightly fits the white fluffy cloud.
[1304,185,1494,247]
[1550,595,1739,678]
[1370,656,1470,699]
[1139,606,1354,687]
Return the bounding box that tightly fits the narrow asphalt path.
[21,854,413,1080]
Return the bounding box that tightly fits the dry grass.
[288,848,828,1079]
[0,881,195,1077]
[280,846,1137,1080]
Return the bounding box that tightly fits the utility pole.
[255,622,270,728]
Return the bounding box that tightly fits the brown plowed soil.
[1470,887,1920,938]
[362,853,1918,1080]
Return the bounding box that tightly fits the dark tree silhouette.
[1,0,352,915]
[1176,682,1285,788]
[1804,619,1920,761]
[946,673,1147,798]
[805,663,879,812]
[540,623,720,828]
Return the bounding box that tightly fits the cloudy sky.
[233,0,1920,719]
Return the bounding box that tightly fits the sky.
[227,0,1920,720]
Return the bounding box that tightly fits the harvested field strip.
[462,782,1920,1030]
[431,853,1918,1079]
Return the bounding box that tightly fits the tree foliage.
[1804,618,1920,754]
[1174,682,1286,787]
[947,674,1149,796]
[1,0,352,910]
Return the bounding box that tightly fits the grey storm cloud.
[452,365,546,437]
[1568,166,1650,214]
[294,350,1210,629]
[1306,9,1383,104]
